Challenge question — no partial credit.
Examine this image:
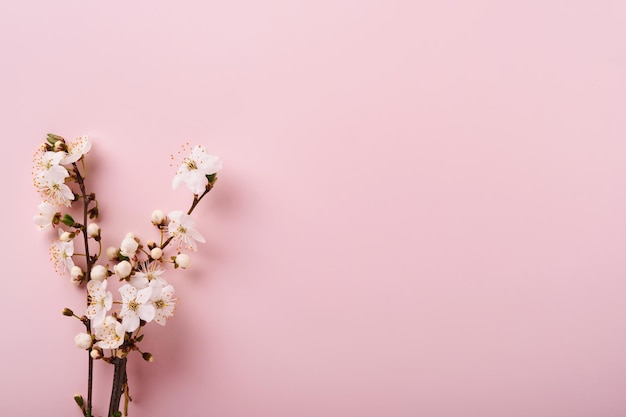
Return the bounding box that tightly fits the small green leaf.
[112,411,122,417]
[135,334,144,343]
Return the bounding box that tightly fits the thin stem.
[73,161,94,416]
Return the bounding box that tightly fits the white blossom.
[50,230,74,274]
[61,135,92,164]
[33,202,58,230]
[175,253,191,269]
[33,151,68,188]
[36,166,74,207]
[94,316,126,349]
[119,284,155,332]
[86,280,112,326]
[35,151,67,173]
[172,145,222,195]
[130,262,167,290]
[167,211,205,251]
[151,284,177,326]
[74,333,93,349]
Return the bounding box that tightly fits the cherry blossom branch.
[72,162,95,417]
[35,137,221,417]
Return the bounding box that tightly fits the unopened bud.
[62,308,74,317]
[73,394,84,409]
[151,210,166,226]
[70,266,84,279]
[175,253,191,269]
[146,240,156,249]
[114,260,132,278]
[90,265,107,281]
[54,141,67,152]
[150,247,163,260]
[60,232,73,242]
[87,223,101,239]
[142,352,154,362]
[46,133,65,143]
[120,236,138,257]
[74,332,93,350]
[90,347,103,359]
[106,246,119,261]
[70,266,84,285]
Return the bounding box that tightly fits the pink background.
[2,1,626,416]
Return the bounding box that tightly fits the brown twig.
[73,162,95,416]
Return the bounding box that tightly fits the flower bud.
[54,141,67,152]
[60,232,73,242]
[71,266,84,279]
[73,394,84,409]
[114,260,132,278]
[106,246,119,261]
[151,210,166,226]
[90,265,108,281]
[74,332,93,350]
[87,223,101,239]
[175,253,191,269]
[120,236,138,257]
[150,247,163,260]
[146,240,156,249]
[70,266,84,285]
[90,347,103,359]
[62,308,74,317]
[142,352,154,362]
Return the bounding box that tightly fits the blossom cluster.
[33,134,220,362]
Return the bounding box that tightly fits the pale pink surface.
[2,1,626,416]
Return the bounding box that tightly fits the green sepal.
[112,411,122,417]
[46,133,64,144]
[206,173,217,185]
[88,207,99,219]
[135,334,144,343]
[61,214,75,227]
